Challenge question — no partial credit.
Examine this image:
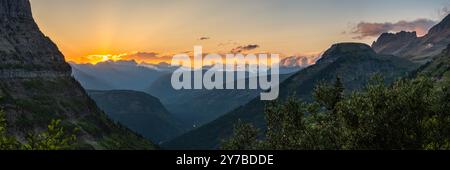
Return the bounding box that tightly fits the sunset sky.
[29,0,449,64]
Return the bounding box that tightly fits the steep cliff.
[0,0,154,149]
[372,31,419,58]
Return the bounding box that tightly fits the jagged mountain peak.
[371,31,419,57]
[379,31,417,38]
[371,14,450,63]
[372,31,417,47]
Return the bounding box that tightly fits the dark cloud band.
[231,44,260,53]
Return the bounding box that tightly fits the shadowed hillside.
[88,90,186,144]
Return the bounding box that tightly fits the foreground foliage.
[223,76,450,150]
[0,109,77,150]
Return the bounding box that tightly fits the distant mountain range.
[70,59,304,93]
[162,43,418,149]
[146,72,295,127]
[71,60,303,128]
[70,60,171,91]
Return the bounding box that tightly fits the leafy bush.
[23,119,78,150]
[0,108,77,150]
[0,110,20,149]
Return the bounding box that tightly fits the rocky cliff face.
[0,0,32,19]
[372,14,450,63]
[0,0,153,149]
[372,31,419,57]
[0,0,70,76]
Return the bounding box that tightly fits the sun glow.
[83,53,130,64]
[71,51,308,67]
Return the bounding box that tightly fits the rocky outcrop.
[372,14,450,63]
[0,0,153,149]
[0,0,70,72]
[372,31,418,57]
[0,0,32,19]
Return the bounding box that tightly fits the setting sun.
[84,53,129,64]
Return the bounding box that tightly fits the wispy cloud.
[231,44,260,53]
[199,36,210,40]
[350,19,437,39]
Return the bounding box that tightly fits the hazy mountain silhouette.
[70,60,169,91]
[145,71,295,128]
